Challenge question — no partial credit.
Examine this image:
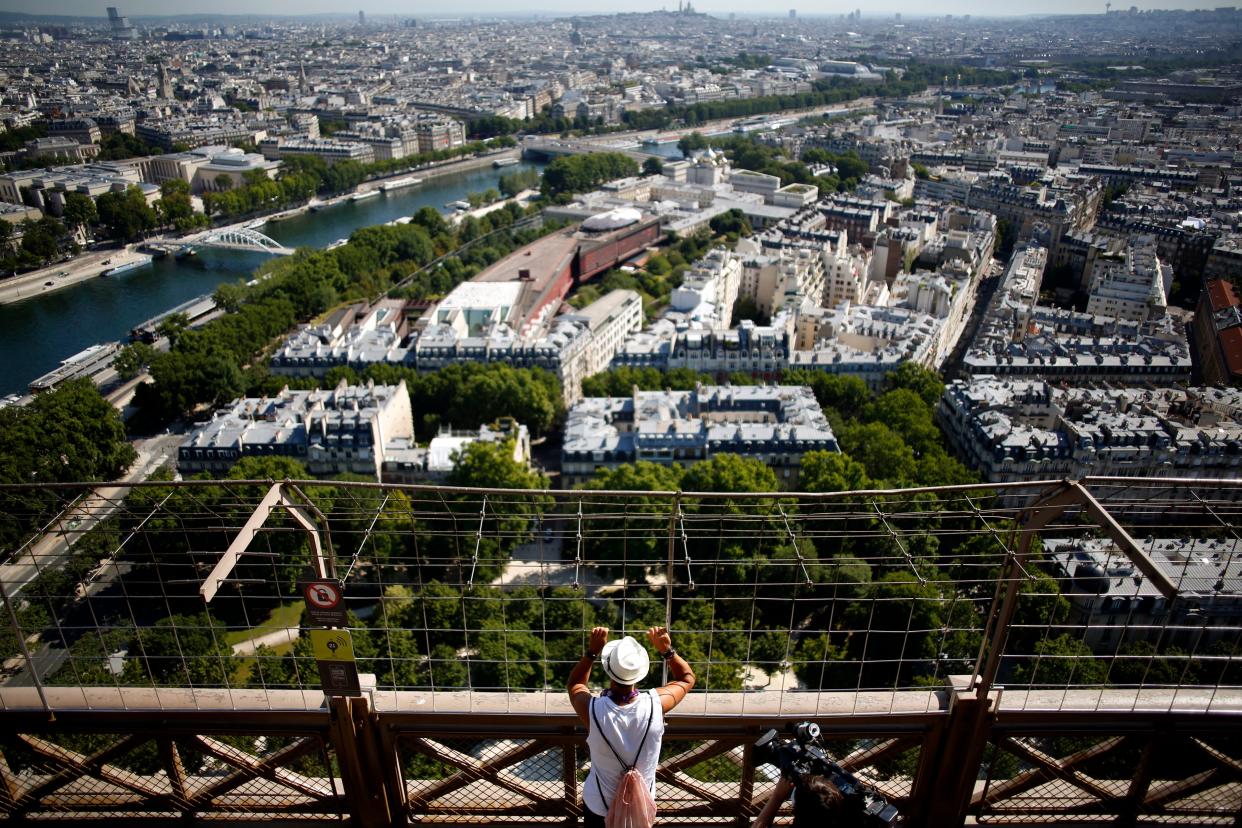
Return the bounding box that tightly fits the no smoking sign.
[301,579,348,626]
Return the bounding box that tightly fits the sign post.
[302,579,349,627]
[310,628,362,697]
[302,578,359,696]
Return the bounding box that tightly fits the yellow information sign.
[310,629,356,662]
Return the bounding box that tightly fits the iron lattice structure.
[191,226,292,255]
[0,476,1240,826]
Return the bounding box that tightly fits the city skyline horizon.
[0,1,1220,21]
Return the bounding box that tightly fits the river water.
[0,160,544,396]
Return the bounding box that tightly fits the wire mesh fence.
[972,727,1242,824]
[0,476,1240,714]
[0,722,343,820]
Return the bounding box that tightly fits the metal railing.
[0,476,1240,825]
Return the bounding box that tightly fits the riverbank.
[448,188,540,226]
[0,147,523,307]
[0,156,547,396]
[178,149,524,237]
[354,147,521,194]
[0,246,152,306]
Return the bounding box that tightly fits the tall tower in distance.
[106,6,137,40]
[157,62,172,99]
[789,8,796,19]
[358,10,366,26]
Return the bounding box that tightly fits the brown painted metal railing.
[1,685,1241,826]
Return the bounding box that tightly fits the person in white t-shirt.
[567,625,696,827]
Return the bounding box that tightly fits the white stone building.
[562,384,838,487]
[178,380,413,480]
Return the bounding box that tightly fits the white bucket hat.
[600,635,650,685]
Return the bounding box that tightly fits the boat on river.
[102,255,154,277]
[381,176,423,192]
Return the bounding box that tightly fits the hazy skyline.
[0,0,1216,19]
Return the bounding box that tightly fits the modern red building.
[1194,279,1242,386]
[472,210,660,331]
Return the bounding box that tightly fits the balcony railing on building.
[0,476,1240,825]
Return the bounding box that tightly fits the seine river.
[0,160,544,396]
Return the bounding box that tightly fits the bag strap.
[590,696,628,768]
[631,693,655,771]
[591,693,656,772]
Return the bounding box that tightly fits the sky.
[0,0,1212,18]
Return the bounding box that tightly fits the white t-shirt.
[583,690,665,817]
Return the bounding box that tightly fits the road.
[0,245,149,306]
[232,627,300,656]
[943,258,1004,381]
[568,97,876,148]
[0,430,184,599]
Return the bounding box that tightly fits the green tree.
[448,439,547,491]
[1110,642,1195,686]
[885,363,944,408]
[799,450,871,492]
[98,132,154,161]
[112,341,155,380]
[841,570,979,689]
[156,312,190,348]
[1011,634,1108,687]
[18,217,71,264]
[469,626,549,690]
[157,178,201,230]
[444,440,549,583]
[580,462,683,580]
[708,209,751,238]
[782,370,870,421]
[95,185,158,241]
[671,600,747,690]
[0,379,135,492]
[681,454,778,494]
[61,192,98,231]
[541,153,639,199]
[498,167,540,197]
[130,612,232,687]
[866,389,942,457]
[213,281,247,313]
[677,132,709,157]
[581,366,711,397]
[641,157,664,177]
[838,421,917,484]
[227,455,311,481]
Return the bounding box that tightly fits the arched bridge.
[186,227,293,256]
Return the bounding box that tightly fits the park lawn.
[231,639,297,687]
[224,601,305,647]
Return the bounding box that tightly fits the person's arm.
[568,626,608,726]
[752,776,794,828]
[649,625,695,714]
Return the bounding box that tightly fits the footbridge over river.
[178,226,294,256]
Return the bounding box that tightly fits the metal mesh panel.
[0,727,343,820]
[12,476,1242,707]
[400,735,570,820]
[974,731,1242,825]
[3,477,1242,822]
